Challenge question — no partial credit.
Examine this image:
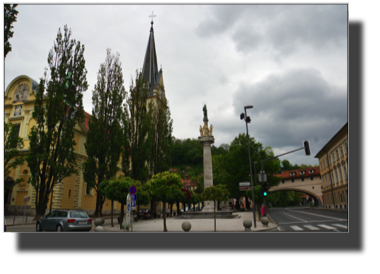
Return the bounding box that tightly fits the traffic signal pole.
[244,107,256,228]
[260,141,310,211]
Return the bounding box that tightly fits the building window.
[336,149,339,160]
[335,170,339,185]
[339,168,343,182]
[345,142,348,154]
[301,178,304,182]
[321,186,322,189]
[68,190,71,197]
[334,193,337,203]
[312,186,314,189]
[344,165,347,180]
[340,145,344,157]
[282,180,285,184]
[329,155,332,164]
[332,153,335,162]
[342,191,345,202]
[291,179,294,183]
[311,176,314,181]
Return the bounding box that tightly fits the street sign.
[131,194,136,209]
[239,182,250,186]
[240,186,251,191]
[258,173,267,182]
[129,186,137,195]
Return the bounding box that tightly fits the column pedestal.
[198,136,215,212]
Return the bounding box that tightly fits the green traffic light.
[263,192,267,196]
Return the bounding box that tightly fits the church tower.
[141,13,165,101]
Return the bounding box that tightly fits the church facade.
[4,20,169,216]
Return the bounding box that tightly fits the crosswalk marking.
[332,224,348,229]
[317,224,337,230]
[290,225,303,231]
[303,225,319,230]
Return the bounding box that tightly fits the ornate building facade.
[315,123,348,210]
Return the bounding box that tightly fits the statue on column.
[199,126,204,137]
[203,104,208,123]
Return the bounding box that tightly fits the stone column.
[198,135,215,212]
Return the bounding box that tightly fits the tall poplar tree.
[83,49,127,217]
[27,25,88,220]
[148,85,173,176]
[122,70,153,183]
[4,4,18,59]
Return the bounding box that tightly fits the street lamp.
[241,105,256,228]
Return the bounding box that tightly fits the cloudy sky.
[4,4,347,166]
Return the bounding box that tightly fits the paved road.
[267,207,348,232]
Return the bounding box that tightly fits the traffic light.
[245,116,251,123]
[261,183,268,197]
[261,182,270,197]
[304,140,311,156]
[240,113,245,120]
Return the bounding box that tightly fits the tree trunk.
[170,203,173,217]
[120,203,124,230]
[214,200,216,232]
[111,200,114,227]
[163,198,167,232]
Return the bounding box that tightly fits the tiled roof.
[83,111,91,131]
[275,166,320,180]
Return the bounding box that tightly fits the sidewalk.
[95,211,277,232]
[5,215,36,226]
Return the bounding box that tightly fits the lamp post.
[254,161,258,214]
[241,105,256,228]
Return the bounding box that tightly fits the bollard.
[261,217,269,227]
[243,220,252,231]
[181,221,191,232]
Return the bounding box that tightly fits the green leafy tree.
[149,171,183,231]
[201,185,230,232]
[100,176,140,229]
[148,85,173,176]
[4,122,25,188]
[218,134,281,216]
[83,49,126,217]
[26,25,88,220]
[4,4,18,58]
[123,70,153,183]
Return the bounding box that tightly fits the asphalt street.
[267,207,348,232]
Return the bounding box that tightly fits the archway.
[268,189,323,207]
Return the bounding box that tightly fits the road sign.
[131,194,136,209]
[239,182,250,186]
[240,186,251,191]
[258,173,267,182]
[129,186,136,195]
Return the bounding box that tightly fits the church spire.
[142,12,159,96]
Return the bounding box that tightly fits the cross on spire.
[149,11,156,23]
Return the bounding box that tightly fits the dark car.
[138,209,151,220]
[36,210,92,232]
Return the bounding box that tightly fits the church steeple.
[142,12,161,97]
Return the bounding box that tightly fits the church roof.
[142,20,161,96]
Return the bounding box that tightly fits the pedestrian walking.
[261,205,266,217]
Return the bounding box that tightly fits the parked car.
[138,209,156,219]
[36,210,92,232]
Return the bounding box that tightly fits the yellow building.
[4,20,168,216]
[314,122,348,210]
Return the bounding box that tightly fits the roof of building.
[275,166,320,180]
[314,122,348,158]
[181,175,198,188]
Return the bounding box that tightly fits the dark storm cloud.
[232,68,347,163]
[196,5,347,56]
